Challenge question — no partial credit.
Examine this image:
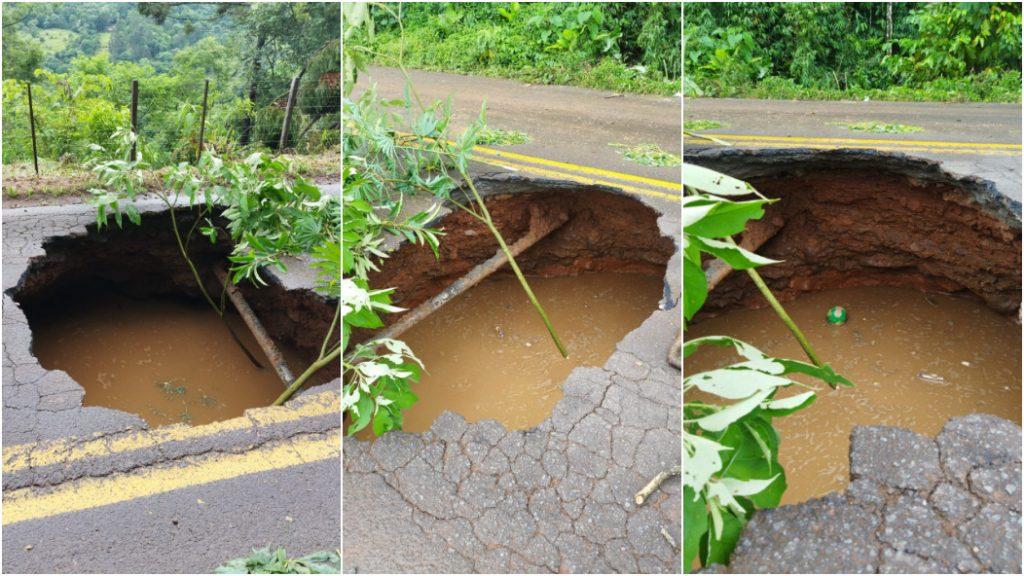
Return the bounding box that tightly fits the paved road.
[343,71,684,572]
[354,66,681,208]
[685,98,1021,201]
[1,199,341,573]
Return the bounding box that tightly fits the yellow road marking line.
[395,131,680,190]
[472,146,681,190]
[685,133,1021,150]
[2,431,339,526]
[3,391,339,474]
[681,139,1022,157]
[472,155,680,202]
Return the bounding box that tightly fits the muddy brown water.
[29,292,315,427]
[364,271,664,436]
[685,285,1022,505]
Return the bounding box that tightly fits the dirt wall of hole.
[686,149,1022,318]
[11,209,338,376]
[365,186,676,340]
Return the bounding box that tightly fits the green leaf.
[685,199,770,238]
[683,258,707,322]
[683,335,767,361]
[345,306,383,329]
[775,359,854,388]
[694,236,781,269]
[685,164,759,196]
[683,487,708,573]
[124,204,141,226]
[695,388,773,432]
[372,408,393,436]
[687,368,790,400]
[715,417,786,508]
[761,391,816,416]
[699,506,743,566]
[346,395,373,435]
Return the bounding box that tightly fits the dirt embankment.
[687,149,1022,318]
[364,187,676,342]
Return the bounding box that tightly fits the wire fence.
[2,77,340,175]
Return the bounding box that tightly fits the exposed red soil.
[700,170,1022,317]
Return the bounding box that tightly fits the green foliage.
[887,3,1022,82]
[610,142,681,167]
[90,149,340,296]
[87,145,342,405]
[476,127,531,146]
[214,548,340,574]
[342,4,451,437]
[341,164,441,435]
[683,164,852,570]
[3,3,340,168]
[685,2,1022,103]
[361,2,680,96]
[343,4,569,436]
[835,121,922,134]
[684,119,725,131]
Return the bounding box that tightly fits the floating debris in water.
[827,306,848,325]
[917,372,947,385]
[158,380,186,395]
[197,394,222,408]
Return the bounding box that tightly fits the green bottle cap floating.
[827,306,847,325]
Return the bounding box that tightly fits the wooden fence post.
[279,75,300,150]
[130,79,139,162]
[26,82,39,176]
[197,79,209,163]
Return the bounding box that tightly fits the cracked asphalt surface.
[2,198,341,573]
[704,415,1022,574]
[342,185,683,574]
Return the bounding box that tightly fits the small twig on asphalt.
[634,464,681,505]
[660,527,678,549]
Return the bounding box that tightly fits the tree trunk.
[886,3,893,56]
[240,33,265,147]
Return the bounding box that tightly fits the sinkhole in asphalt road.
[11,209,337,427]
[685,150,1023,505]
[355,185,676,436]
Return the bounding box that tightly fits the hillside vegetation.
[685,2,1022,102]
[361,2,681,96]
[2,2,340,176]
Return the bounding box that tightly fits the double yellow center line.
[470,146,681,201]
[3,431,339,525]
[684,133,1022,156]
[393,131,681,200]
[2,391,340,525]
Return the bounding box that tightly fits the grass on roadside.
[683,119,726,131]
[476,128,531,146]
[370,27,679,96]
[214,547,340,574]
[834,121,923,134]
[685,70,1022,104]
[2,147,339,201]
[610,142,681,167]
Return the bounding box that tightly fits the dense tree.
[685,2,1022,100]
[2,2,339,164]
